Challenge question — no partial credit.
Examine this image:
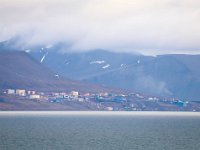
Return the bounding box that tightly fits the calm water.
[0,112,200,150]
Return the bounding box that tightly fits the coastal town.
[1,88,200,111]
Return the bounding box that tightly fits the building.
[52,92,60,96]
[71,91,79,97]
[106,107,113,111]
[59,92,67,96]
[113,96,127,103]
[29,94,40,99]
[99,92,108,97]
[27,90,36,95]
[83,93,90,97]
[7,89,15,94]
[78,98,84,102]
[16,89,26,96]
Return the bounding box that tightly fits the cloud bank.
[0,0,200,55]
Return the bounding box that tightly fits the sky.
[0,0,200,55]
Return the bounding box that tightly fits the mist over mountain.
[1,1,200,56]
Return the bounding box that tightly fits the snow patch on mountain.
[40,52,48,63]
[54,74,59,78]
[102,64,110,69]
[90,60,105,64]
[25,49,31,53]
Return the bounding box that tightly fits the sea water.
[0,111,200,150]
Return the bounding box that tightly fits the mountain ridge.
[30,49,200,101]
[1,38,200,101]
[0,51,116,93]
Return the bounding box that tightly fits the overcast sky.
[0,0,200,55]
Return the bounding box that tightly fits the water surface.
[0,111,200,150]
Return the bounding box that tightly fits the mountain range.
[0,39,200,101]
[0,51,112,93]
[30,48,200,101]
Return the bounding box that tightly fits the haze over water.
[0,111,200,150]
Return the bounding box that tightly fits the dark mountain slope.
[31,50,200,101]
[0,51,109,93]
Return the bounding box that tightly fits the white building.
[71,91,79,97]
[16,89,26,96]
[29,95,40,99]
[78,98,84,102]
[106,107,113,111]
[27,90,36,95]
[7,89,15,94]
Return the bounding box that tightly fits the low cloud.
[134,75,172,96]
[0,0,200,55]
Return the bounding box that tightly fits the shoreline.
[0,111,200,117]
